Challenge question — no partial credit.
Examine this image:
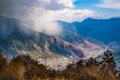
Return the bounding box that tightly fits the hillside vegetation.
[0,50,120,80]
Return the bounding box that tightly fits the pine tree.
[103,50,116,70]
[0,50,7,70]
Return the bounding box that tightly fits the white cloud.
[36,0,51,3]
[25,7,94,35]
[51,9,94,22]
[25,7,62,35]
[23,0,94,35]
[97,0,120,9]
[0,0,94,35]
[24,0,94,22]
[57,0,75,8]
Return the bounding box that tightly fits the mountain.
[0,16,106,60]
[58,18,120,44]
[58,18,120,66]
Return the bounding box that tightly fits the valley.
[0,16,120,69]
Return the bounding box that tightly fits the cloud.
[49,9,94,22]
[25,7,94,35]
[27,7,94,21]
[97,0,120,9]
[25,7,62,35]
[57,0,75,8]
[0,0,94,35]
[36,0,75,9]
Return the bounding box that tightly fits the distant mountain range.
[58,18,120,44]
[0,16,107,59]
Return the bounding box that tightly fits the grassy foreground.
[0,50,120,80]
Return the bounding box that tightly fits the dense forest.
[0,50,120,80]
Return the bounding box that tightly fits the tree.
[103,50,114,63]
[102,50,116,70]
[0,50,7,70]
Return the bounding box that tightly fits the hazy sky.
[0,0,120,22]
[0,0,120,35]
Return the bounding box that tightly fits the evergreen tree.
[103,50,116,70]
[0,50,7,70]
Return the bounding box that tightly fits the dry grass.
[0,50,119,80]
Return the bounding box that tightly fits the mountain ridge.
[58,17,120,44]
[0,16,106,59]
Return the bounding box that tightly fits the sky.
[74,0,120,18]
[0,0,120,35]
[0,0,120,21]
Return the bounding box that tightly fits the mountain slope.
[58,18,120,44]
[0,16,106,59]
